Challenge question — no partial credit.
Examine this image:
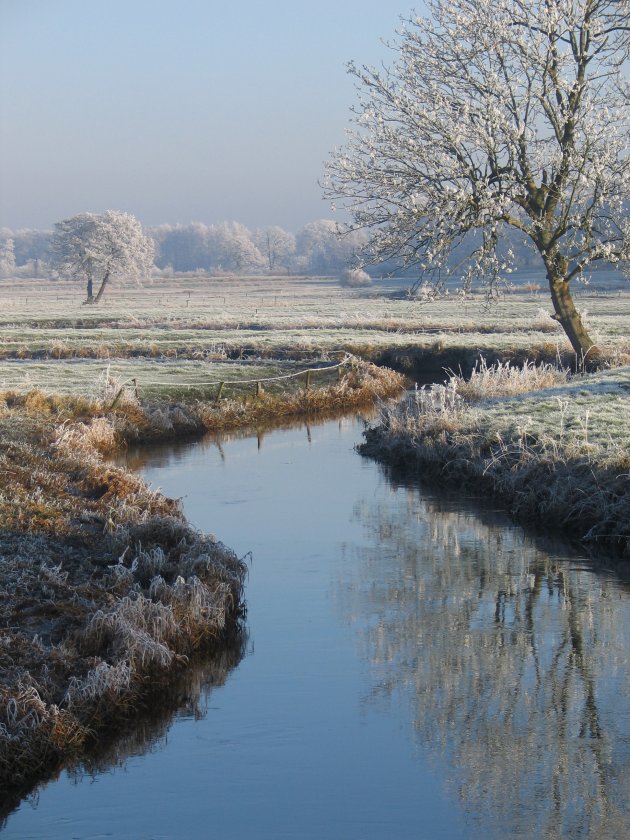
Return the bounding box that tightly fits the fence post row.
[97,354,350,409]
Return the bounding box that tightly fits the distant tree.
[209,222,265,273]
[0,238,16,278]
[296,219,368,274]
[255,226,296,272]
[296,219,339,273]
[326,0,630,360]
[10,228,52,267]
[151,223,210,272]
[150,221,267,274]
[51,211,154,303]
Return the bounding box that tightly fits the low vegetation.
[361,361,630,559]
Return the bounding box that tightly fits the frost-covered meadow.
[0,274,627,397]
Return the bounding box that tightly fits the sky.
[0,0,418,232]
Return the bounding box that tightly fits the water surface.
[3,415,629,839]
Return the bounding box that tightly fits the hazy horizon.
[0,0,412,232]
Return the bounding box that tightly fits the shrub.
[340,268,372,287]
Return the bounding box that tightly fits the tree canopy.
[50,211,154,303]
[326,0,630,359]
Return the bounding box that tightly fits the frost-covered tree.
[296,220,339,273]
[151,223,211,272]
[326,0,630,359]
[0,238,16,278]
[1,227,52,267]
[296,219,368,274]
[209,221,265,273]
[255,226,296,272]
[51,211,154,303]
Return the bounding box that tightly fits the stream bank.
[0,358,403,803]
[360,365,630,560]
[0,404,247,802]
[3,413,628,839]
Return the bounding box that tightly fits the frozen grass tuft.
[453,357,570,400]
[81,596,179,669]
[64,661,133,710]
[54,416,119,455]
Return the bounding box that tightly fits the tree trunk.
[85,276,94,303]
[547,271,597,363]
[93,270,111,304]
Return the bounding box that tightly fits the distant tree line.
[0,216,557,283]
[0,218,372,278]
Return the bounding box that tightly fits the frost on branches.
[51,211,154,304]
[325,0,630,359]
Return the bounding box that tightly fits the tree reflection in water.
[336,480,630,839]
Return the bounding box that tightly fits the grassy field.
[0,275,628,398]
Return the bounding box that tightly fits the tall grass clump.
[454,357,570,400]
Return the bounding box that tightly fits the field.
[0,274,628,399]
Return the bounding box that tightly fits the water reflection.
[116,410,376,473]
[337,481,630,839]
[0,631,246,827]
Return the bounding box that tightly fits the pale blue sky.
[0,0,416,231]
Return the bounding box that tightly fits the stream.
[3,413,630,839]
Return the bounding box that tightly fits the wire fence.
[104,354,355,407]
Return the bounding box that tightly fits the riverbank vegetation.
[0,400,247,800]
[361,361,630,559]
